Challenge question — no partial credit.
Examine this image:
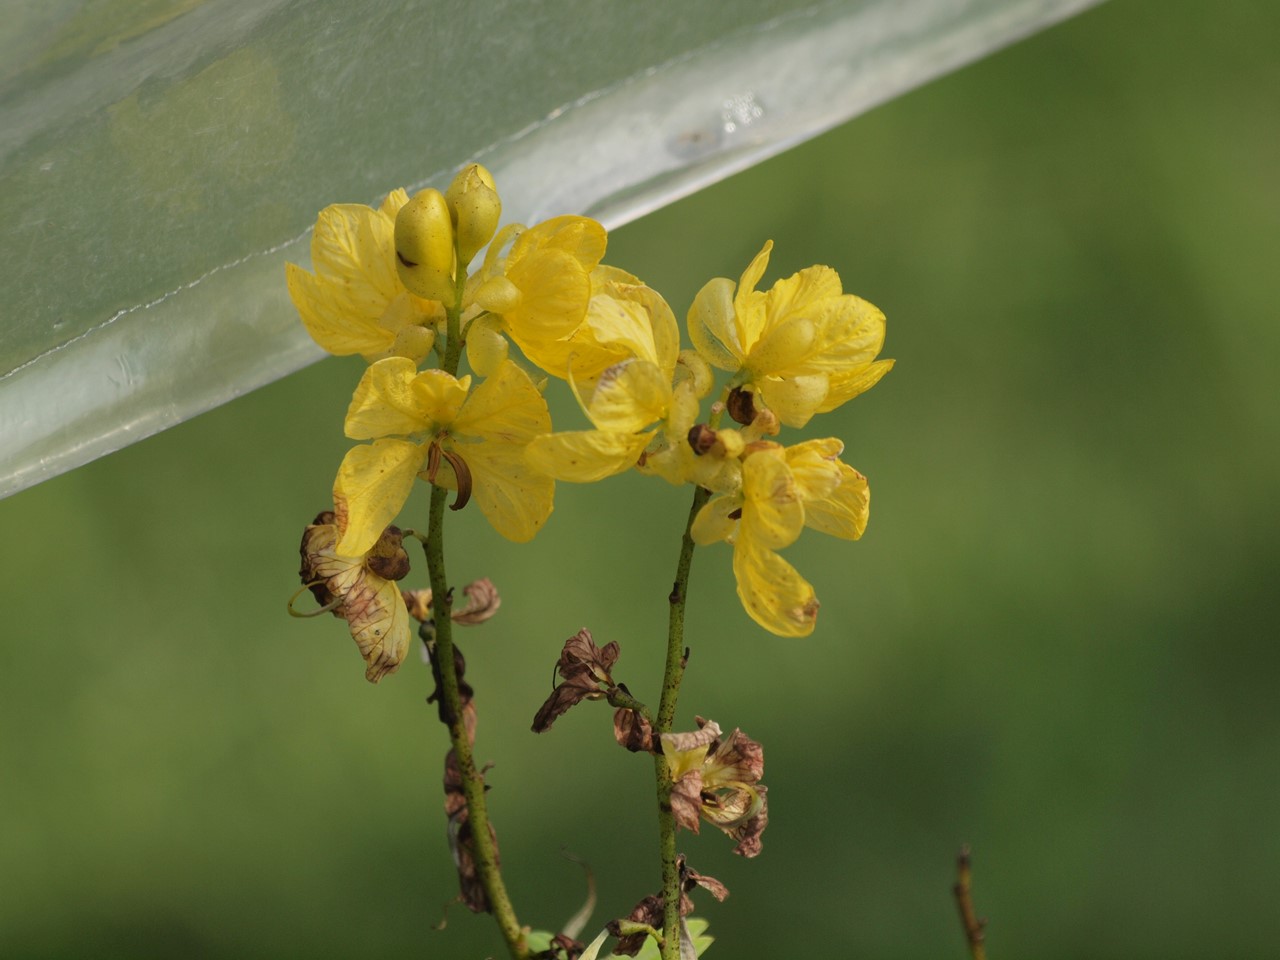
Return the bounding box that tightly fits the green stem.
[425,263,526,958]
[653,484,711,960]
[425,483,528,959]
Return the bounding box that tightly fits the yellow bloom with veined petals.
[688,240,893,428]
[287,190,443,363]
[466,216,607,377]
[690,438,869,637]
[525,281,691,482]
[333,358,553,555]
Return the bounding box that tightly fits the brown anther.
[425,441,443,482]
[440,448,473,511]
[726,386,757,425]
[687,424,717,456]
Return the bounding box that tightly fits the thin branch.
[953,844,988,960]
[653,485,711,960]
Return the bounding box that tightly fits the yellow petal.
[526,429,652,482]
[687,276,742,371]
[514,215,607,268]
[505,247,592,341]
[733,240,773,351]
[754,373,830,429]
[785,438,845,502]
[817,358,895,413]
[587,359,670,433]
[456,438,554,542]
[732,539,818,637]
[691,494,741,546]
[410,369,472,428]
[310,202,402,314]
[345,357,427,440]
[334,439,424,556]
[741,449,803,550]
[377,188,410,220]
[286,263,396,359]
[746,314,816,376]
[803,294,888,373]
[465,316,509,378]
[453,360,550,443]
[584,295,660,367]
[803,461,869,540]
[762,263,842,324]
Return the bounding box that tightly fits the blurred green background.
[4,1,1279,956]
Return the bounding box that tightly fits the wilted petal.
[532,629,620,733]
[531,672,603,733]
[453,578,502,625]
[343,568,412,682]
[613,708,654,753]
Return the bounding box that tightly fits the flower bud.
[395,188,456,305]
[465,315,509,377]
[446,163,502,265]
[390,324,436,363]
[473,275,522,314]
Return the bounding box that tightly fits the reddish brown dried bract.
[613,707,654,753]
[532,629,621,733]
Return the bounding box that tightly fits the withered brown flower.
[661,718,769,857]
[296,511,411,683]
[531,629,620,733]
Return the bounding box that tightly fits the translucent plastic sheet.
[0,0,1101,498]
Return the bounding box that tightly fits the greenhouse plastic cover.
[0,0,1100,499]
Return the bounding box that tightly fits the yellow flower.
[467,216,608,377]
[524,280,686,482]
[688,241,894,427]
[297,512,412,683]
[287,190,442,363]
[332,358,553,555]
[690,438,869,637]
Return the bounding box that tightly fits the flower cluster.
[288,163,891,650]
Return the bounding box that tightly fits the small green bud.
[395,189,456,305]
[445,163,502,265]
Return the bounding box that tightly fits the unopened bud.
[473,275,522,315]
[446,163,502,264]
[395,188,456,305]
[391,324,436,363]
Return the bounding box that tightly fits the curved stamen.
[287,582,342,618]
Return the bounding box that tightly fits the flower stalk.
[423,272,528,958]
[653,484,711,960]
